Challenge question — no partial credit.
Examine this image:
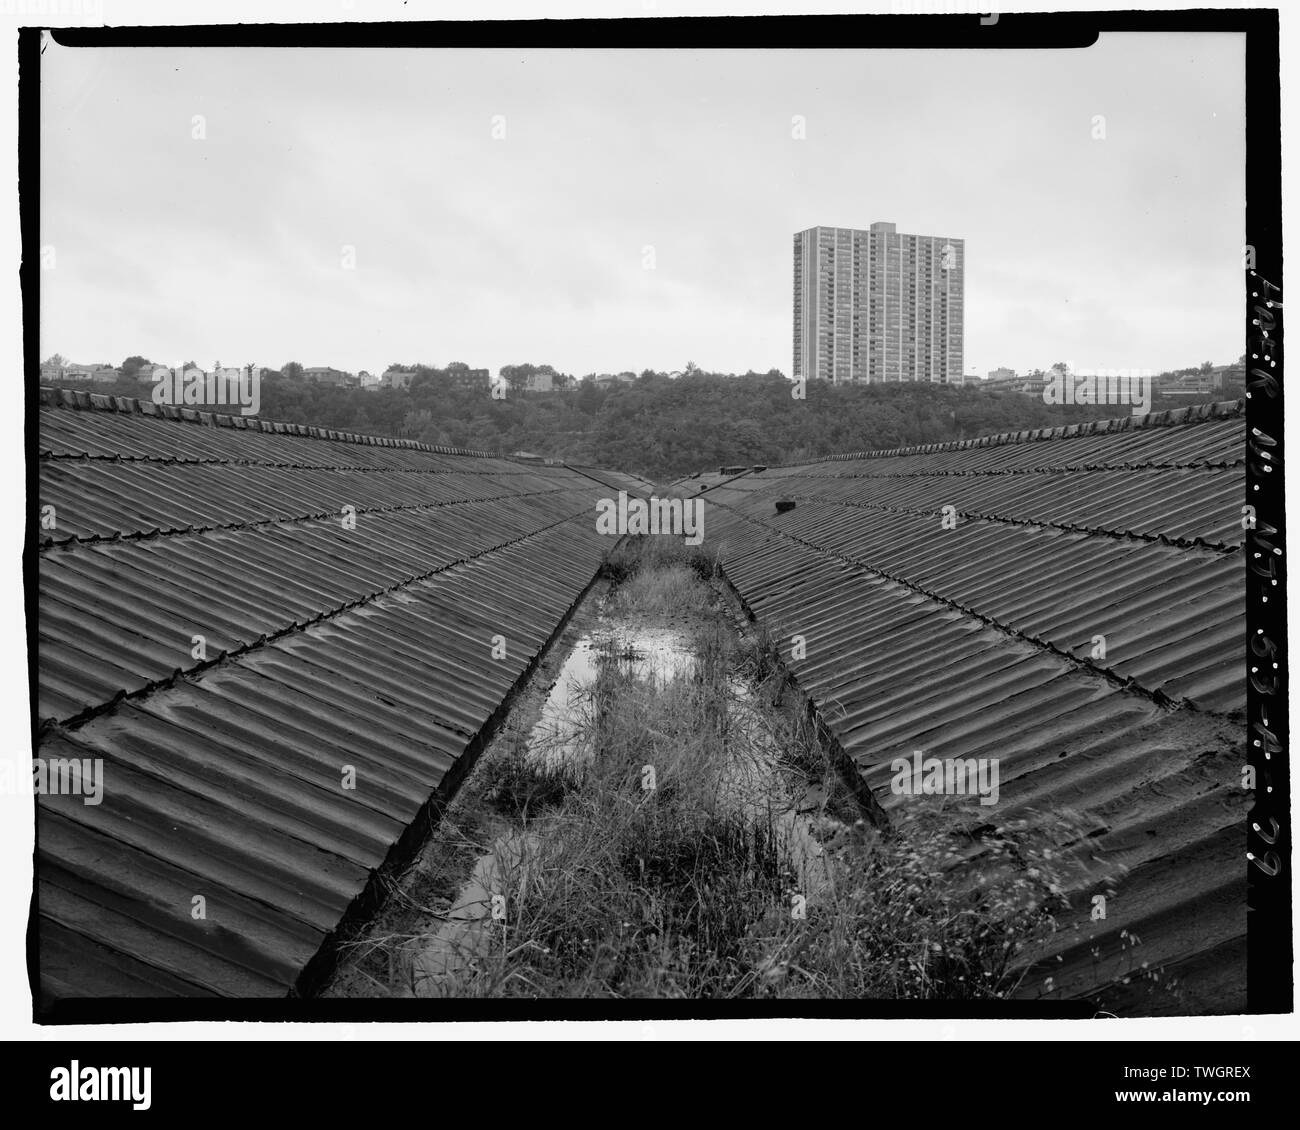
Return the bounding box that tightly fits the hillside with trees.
[38,363,1245,484]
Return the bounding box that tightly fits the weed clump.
[600,534,722,588]
[480,742,574,818]
[744,803,1096,999]
[599,538,643,584]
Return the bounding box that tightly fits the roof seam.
[39,386,503,458]
[761,399,1245,467]
[39,452,548,476]
[760,492,1244,557]
[560,463,658,497]
[43,505,601,732]
[770,460,1245,479]
[711,498,1198,712]
[38,487,579,551]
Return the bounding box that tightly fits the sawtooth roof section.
[701,402,1247,1015]
[34,390,624,1000]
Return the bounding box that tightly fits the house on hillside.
[302,366,355,387]
[63,362,120,383]
[1018,371,1047,396]
[1156,365,1240,397]
[449,367,491,389]
[982,368,1045,396]
[382,367,417,390]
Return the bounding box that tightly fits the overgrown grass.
[480,736,574,819]
[600,534,722,589]
[610,563,703,616]
[742,804,1096,999]
[427,625,793,997]
[423,560,1110,999]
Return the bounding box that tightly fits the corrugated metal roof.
[34,390,623,1000]
[700,402,1247,1014]
[34,390,1249,1011]
[562,464,660,497]
[667,468,752,497]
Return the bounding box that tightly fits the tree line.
[39,361,1245,483]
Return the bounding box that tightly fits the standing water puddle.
[528,626,695,772]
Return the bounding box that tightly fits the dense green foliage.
[42,365,1244,483]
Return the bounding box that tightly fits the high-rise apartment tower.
[793,222,964,384]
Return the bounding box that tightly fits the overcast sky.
[40,35,1244,379]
